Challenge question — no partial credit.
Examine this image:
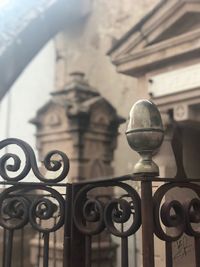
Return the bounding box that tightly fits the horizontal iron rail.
[74,175,200,185]
[0,175,200,187]
[0,181,69,187]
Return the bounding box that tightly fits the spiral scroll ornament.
[0,138,70,182]
[73,182,141,237]
[73,184,105,235]
[153,183,200,241]
[0,184,65,233]
[184,198,200,237]
[0,139,31,181]
[0,195,30,230]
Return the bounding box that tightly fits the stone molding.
[108,0,200,76]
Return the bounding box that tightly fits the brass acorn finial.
[126,99,164,176]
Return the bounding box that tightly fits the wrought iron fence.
[0,100,200,267]
[0,138,69,267]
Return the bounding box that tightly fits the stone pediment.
[108,0,200,76]
[82,96,125,125]
[82,96,114,115]
[30,100,66,132]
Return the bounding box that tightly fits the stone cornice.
[114,30,200,76]
[153,88,200,110]
[108,0,200,77]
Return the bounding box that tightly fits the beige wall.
[0,2,160,267]
[54,0,158,176]
[0,0,159,175]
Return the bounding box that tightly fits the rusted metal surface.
[0,138,69,267]
[0,100,200,266]
[141,181,154,267]
[0,138,200,266]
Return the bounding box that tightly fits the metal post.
[126,100,164,267]
[165,242,173,267]
[70,184,86,267]
[141,180,155,267]
[195,237,200,267]
[63,184,72,267]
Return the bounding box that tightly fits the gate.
[0,99,200,267]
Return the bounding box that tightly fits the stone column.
[29,72,124,266]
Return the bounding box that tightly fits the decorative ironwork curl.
[0,184,65,233]
[0,139,31,181]
[0,196,30,230]
[0,138,70,182]
[153,182,200,242]
[104,183,141,237]
[83,199,103,223]
[184,198,200,237]
[74,185,105,235]
[73,182,141,237]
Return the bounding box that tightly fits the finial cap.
[126,99,164,176]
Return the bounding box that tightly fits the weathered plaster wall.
[0,1,159,168]
[55,0,158,176]
[0,0,159,174]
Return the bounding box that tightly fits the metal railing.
[0,100,199,267]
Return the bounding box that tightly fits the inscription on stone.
[173,235,194,267]
[148,63,200,97]
[173,236,192,261]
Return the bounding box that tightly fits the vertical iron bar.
[37,230,41,267]
[63,184,72,267]
[108,229,113,267]
[37,218,42,267]
[133,232,137,267]
[121,237,128,267]
[2,229,7,267]
[165,242,173,267]
[4,230,13,267]
[133,219,138,267]
[43,233,50,267]
[20,228,24,267]
[97,233,101,267]
[195,237,200,267]
[85,235,92,267]
[53,218,57,267]
[141,180,155,267]
[70,184,86,267]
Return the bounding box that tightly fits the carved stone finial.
[126,99,164,176]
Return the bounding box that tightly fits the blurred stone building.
[0,1,157,267]
[1,0,200,267]
[26,2,158,266]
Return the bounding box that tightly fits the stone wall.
[54,0,158,177]
[52,2,160,267]
[0,1,162,266]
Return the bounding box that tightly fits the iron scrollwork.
[0,138,70,232]
[0,138,70,182]
[0,184,65,233]
[73,181,141,237]
[153,182,200,242]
